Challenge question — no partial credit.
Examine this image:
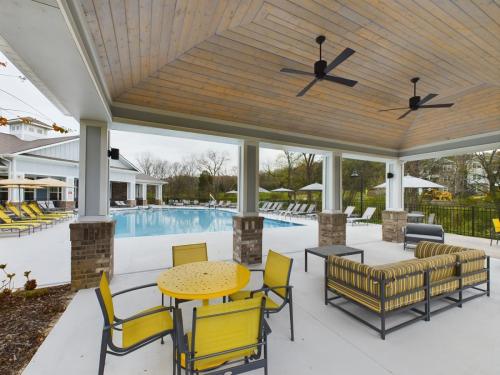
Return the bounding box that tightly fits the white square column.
[141,183,147,204]
[322,152,343,212]
[319,152,346,246]
[62,177,76,209]
[126,181,136,207]
[155,184,163,205]
[78,120,110,218]
[234,140,263,264]
[385,160,405,210]
[237,140,260,216]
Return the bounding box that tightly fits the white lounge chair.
[344,206,355,217]
[284,203,301,219]
[291,203,307,217]
[277,203,295,216]
[347,207,376,225]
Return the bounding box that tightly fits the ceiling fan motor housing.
[409,96,421,110]
[314,60,327,78]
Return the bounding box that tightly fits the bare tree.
[196,150,229,177]
[136,152,155,176]
[474,150,500,214]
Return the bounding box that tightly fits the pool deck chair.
[347,207,376,225]
[171,243,208,307]
[29,202,70,219]
[174,297,270,375]
[277,203,295,216]
[6,203,54,226]
[344,206,355,217]
[491,219,500,246]
[0,223,32,237]
[229,250,294,341]
[95,273,174,375]
[0,209,44,231]
[20,203,59,223]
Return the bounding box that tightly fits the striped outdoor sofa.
[325,241,490,339]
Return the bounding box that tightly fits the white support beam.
[237,140,259,216]
[78,120,109,217]
[322,152,343,212]
[127,181,135,201]
[141,184,147,200]
[155,185,163,201]
[63,177,75,202]
[385,160,405,210]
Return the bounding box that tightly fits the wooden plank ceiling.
[80,0,500,151]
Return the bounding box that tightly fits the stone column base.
[57,200,75,210]
[70,220,115,290]
[136,199,147,205]
[233,216,264,264]
[382,210,407,243]
[153,199,162,205]
[318,211,347,246]
[126,200,136,207]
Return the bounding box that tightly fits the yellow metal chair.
[0,209,44,232]
[6,202,54,225]
[229,250,294,341]
[172,242,208,267]
[21,202,61,222]
[28,202,70,219]
[174,297,270,375]
[169,242,208,307]
[491,218,500,246]
[95,273,174,375]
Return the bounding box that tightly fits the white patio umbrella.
[298,182,323,191]
[226,187,270,193]
[35,177,73,188]
[373,175,445,189]
[272,187,294,193]
[0,178,42,211]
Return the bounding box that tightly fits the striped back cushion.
[415,241,470,259]
[327,256,375,295]
[420,254,459,296]
[372,259,426,299]
[456,249,487,286]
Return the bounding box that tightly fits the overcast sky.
[0,50,281,172]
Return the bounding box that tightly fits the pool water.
[112,208,301,238]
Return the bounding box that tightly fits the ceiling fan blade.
[417,93,438,106]
[323,75,358,87]
[378,107,409,112]
[280,68,315,76]
[419,103,454,108]
[297,79,318,97]
[397,109,413,120]
[325,48,355,74]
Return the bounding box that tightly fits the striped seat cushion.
[328,256,426,312]
[415,241,471,259]
[419,254,459,296]
[456,250,487,286]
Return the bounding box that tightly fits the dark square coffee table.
[304,245,364,272]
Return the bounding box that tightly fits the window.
[49,187,62,201]
[0,187,7,201]
[24,189,35,201]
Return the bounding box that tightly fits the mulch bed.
[0,285,74,375]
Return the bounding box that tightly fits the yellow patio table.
[157,261,250,306]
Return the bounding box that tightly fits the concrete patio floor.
[17,222,500,375]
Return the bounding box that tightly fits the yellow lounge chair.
[0,223,31,237]
[174,297,270,374]
[0,209,44,231]
[491,218,500,246]
[6,203,54,225]
[229,250,295,341]
[19,203,59,223]
[28,202,69,219]
[95,273,174,375]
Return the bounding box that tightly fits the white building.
[0,118,164,208]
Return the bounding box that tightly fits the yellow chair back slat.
[21,203,37,219]
[264,250,293,299]
[172,242,208,267]
[99,273,115,332]
[193,297,263,367]
[493,218,500,233]
[7,202,22,218]
[28,202,43,215]
[0,209,13,224]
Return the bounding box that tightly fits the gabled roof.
[136,173,166,184]
[0,132,79,155]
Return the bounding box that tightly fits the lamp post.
[351,169,364,214]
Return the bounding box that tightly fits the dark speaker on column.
[387,172,394,179]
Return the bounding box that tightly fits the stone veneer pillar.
[153,199,162,205]
[70,220,115,290]
[136,198,147,205]
[382,210,407,243]
[233,216,264,264]
[318,212,347,246]
[126,200,136,207]
[58,200,75,210]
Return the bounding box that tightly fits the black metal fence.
[345,199,498,239]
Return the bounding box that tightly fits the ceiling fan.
[280,35,357,97]
[380,77,454,120]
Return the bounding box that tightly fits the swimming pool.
[112,208,301,238]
